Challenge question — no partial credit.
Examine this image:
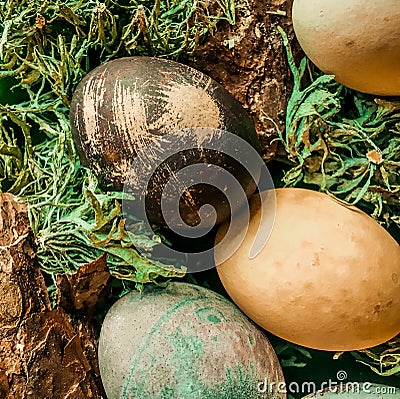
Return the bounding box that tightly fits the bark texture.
[0,193,106,399]
[191,0,301,159]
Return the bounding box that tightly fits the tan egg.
[216,188,400,351]
[292,0,400,96]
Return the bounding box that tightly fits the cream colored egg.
[216,188,400,351]
[292,0,400,95]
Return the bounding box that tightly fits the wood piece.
[56,254,110,318]
[191,0,302,160]
[0,194,106,399]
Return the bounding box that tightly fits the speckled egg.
[98,282,286,399]
[216,188,400,351]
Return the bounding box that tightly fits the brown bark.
[191,0,301,160]
[0,194,106,399]
[56,254,110,318]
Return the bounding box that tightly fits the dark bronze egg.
[70,57,261,229]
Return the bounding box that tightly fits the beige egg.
[292,0,400,96]
[216,188,400,351]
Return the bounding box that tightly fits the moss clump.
[0,0,235,290]
[277,28,399,234]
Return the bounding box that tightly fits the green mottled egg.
[98,282,285,399]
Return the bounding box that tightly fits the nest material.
[0,0,235,288]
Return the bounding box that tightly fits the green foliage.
[354,338,400,377]
[0,0,235,288]
[0,92,186,290]
[277,27,399,231]
[0,0,234,105]
[275,341,312,368]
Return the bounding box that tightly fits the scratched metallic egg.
[69,57,261,228]
[98,282,286,399]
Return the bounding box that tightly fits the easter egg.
[215,188,400,351]
[292,0,400,95]
[98,282,285,399]
[70,57,260,228]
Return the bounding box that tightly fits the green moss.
[277,27,400,233]
[0,0,236,291]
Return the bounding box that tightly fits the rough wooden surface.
[56,254,110,318]
[0,194,106,399]
[191,0,301,160]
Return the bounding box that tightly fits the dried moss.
[0,0,235,289]
[352,337,400,377]
[277,27,399,232]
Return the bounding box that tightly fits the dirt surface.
[191,0,302,160]
[0,194,107,399]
